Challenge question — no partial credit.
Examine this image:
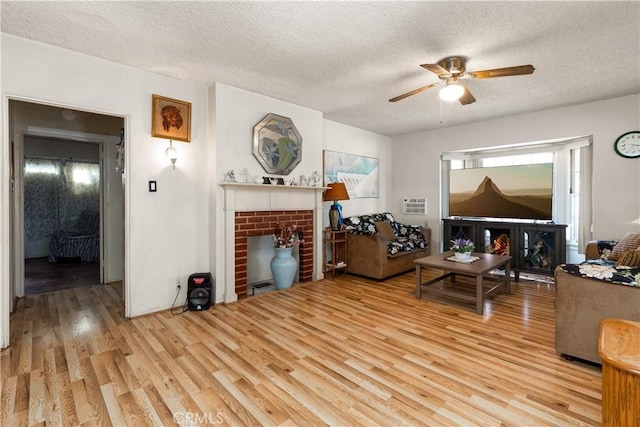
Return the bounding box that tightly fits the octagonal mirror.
[252,113,302,175]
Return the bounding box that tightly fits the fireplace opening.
[234,210,314,299]
[246,235,300,296]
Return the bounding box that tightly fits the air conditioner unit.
[402,198,427,215]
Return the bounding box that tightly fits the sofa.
[343,212,431,280]
[555,237,640,364]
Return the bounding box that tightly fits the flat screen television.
[449,163,553,220]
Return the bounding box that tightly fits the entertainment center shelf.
[443,218,567,280]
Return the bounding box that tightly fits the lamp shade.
[324,183,349,231]
[323,182,350,202]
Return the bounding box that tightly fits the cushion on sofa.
[593,240,618,260]
[374,221,396,240]
[616,248,640,267]
[344,212,395,235]
[607,232,640,261]
[390,221,423,240]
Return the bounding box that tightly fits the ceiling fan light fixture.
[439,82,465,102]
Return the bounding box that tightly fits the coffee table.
[414,251,512,314]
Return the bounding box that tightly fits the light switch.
[149,181,157,192]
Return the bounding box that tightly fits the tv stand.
[443,218,567,280]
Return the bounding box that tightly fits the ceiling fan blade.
[467,65,535,79]
[459,85,476,105]
[389,82,440,102]
[420,63,450,77]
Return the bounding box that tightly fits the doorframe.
[18,129,112,287]
[1,96,130,348]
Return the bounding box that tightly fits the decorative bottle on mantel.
[270,248,298,290]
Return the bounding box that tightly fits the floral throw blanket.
[559,260,640,287]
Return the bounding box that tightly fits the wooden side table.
[598,318,640,427]
[323,227,347,279]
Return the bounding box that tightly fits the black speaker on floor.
[187,272,213,311]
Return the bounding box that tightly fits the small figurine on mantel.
[309,171,321,186]
[299,174,307,186]
[223,169,237,182]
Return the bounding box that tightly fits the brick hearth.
[234,210,314,299]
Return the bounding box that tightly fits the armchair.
[48,209,100,263]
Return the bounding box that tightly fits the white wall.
[323,120,393,221]
[392,95,640,248]
[1,33,211,346]
[214,83,325,185]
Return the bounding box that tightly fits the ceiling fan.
[389,56,535,105]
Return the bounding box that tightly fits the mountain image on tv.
[449,164,552,220]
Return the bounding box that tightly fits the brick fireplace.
[219,183,327,303]
[235,210,314,299]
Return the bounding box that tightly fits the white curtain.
[61,161,100,229]
[23,158,100,241]
[24,158,62,241]
[578,144,593,252]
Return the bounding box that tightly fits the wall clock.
[614,131,640,158]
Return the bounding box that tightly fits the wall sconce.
[166,140,178,169]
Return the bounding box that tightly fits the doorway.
[9,100,125,298]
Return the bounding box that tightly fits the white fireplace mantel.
[218,182,328,303]
[220,182,329,211]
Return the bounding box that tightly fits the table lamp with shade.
[323,182,350,231]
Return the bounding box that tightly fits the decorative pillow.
[391,221,423,240]
[374,221,396,240]
[608,232,640,261]
[344,212,396,235]
[616,248,640,267]
[597,240,618,260]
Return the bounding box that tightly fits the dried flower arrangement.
[273,223,304,248]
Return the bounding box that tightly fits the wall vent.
[402,198,427,215]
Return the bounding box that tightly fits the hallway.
[25,258,99,295]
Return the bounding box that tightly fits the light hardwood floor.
[1,271,602,426]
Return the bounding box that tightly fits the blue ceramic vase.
[270,247,298,290]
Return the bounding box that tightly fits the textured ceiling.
[1,1,639,137]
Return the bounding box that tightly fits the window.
[442,136,592,250]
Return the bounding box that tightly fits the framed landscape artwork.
[151,94,191,142]
[323,150,379,198]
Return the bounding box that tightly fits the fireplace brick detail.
[234,210,314,299]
